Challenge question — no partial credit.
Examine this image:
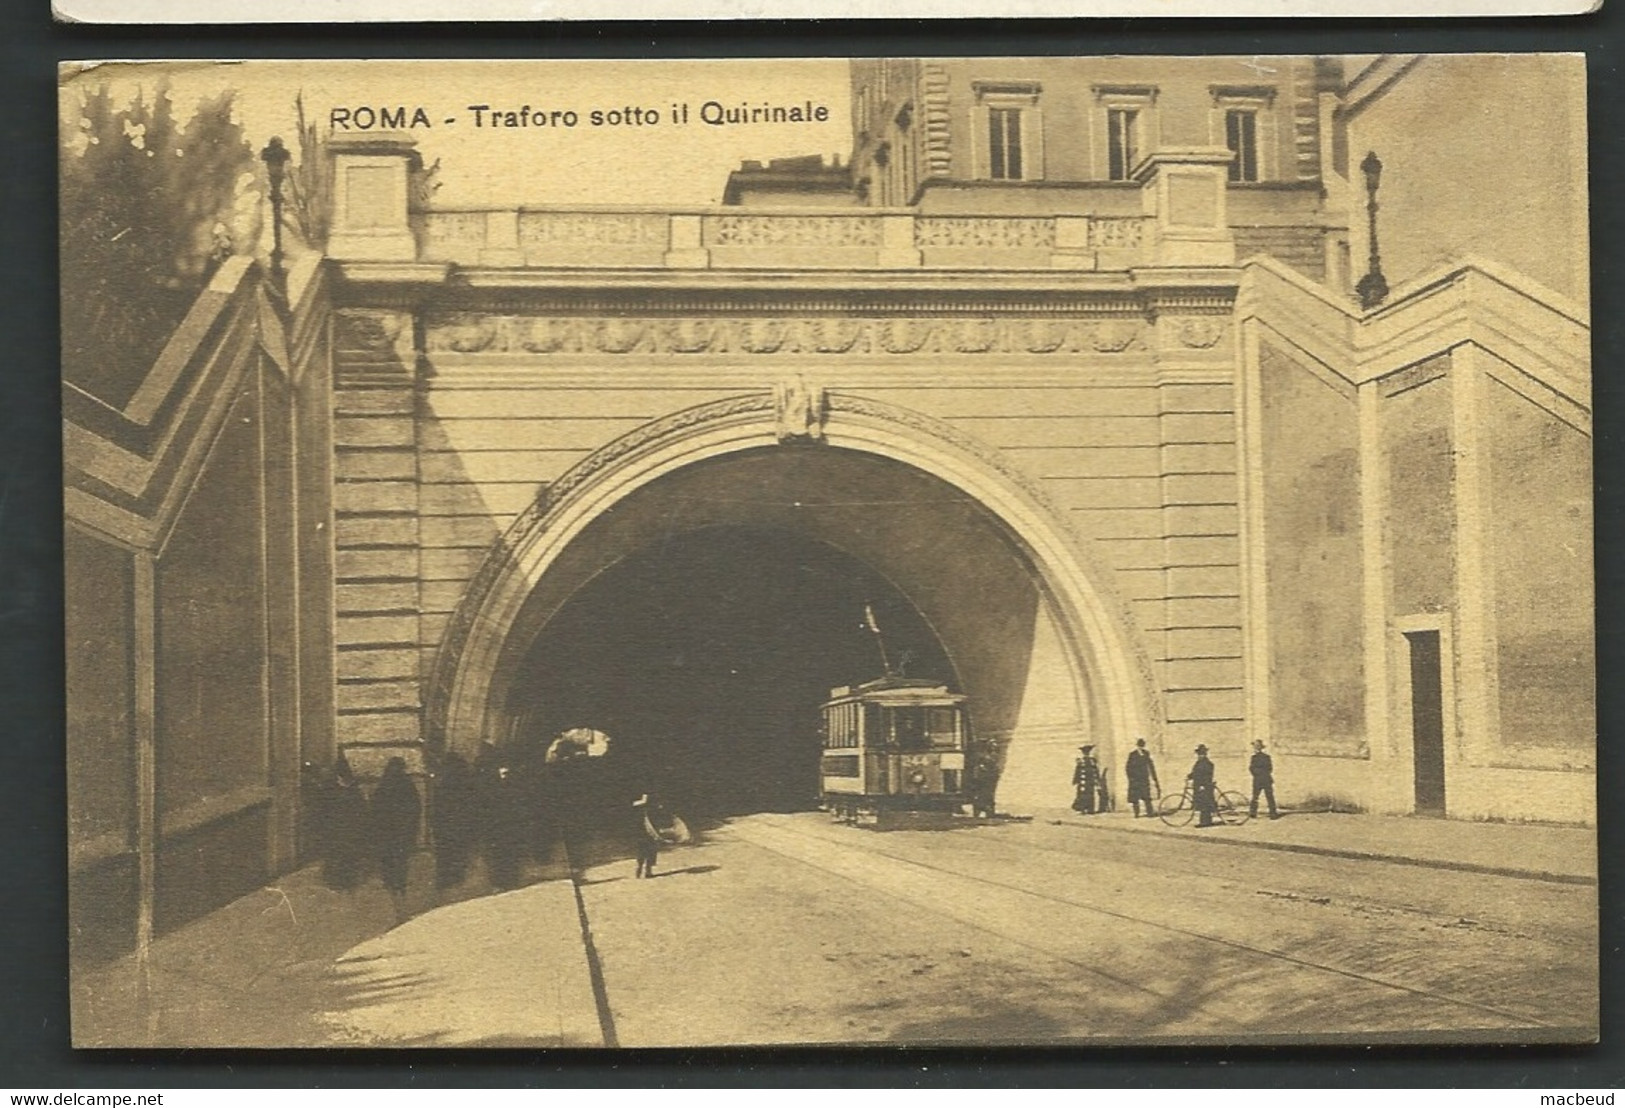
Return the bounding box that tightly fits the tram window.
[825,703,857,749]
[927,707,960,747]
[892,707,930,751]
[942,769,961,793]
[864,703,884,747]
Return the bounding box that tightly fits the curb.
[1052,816,1596,887]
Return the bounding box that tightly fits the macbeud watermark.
[1541,1097,1616,1105]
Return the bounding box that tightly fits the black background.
[5,5,1622,1087]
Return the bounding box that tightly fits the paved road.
[74,810,1595,1047]
[576,813,1595,1046]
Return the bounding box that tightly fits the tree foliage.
[287,91,332,253]
[61,82,259,408]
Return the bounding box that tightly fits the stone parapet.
[402,207,1157,272]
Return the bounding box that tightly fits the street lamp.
[260,136,291,287]
[1354,150,1389,311]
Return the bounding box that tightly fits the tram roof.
[822,676,966,706]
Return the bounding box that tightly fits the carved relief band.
[424,313,1150,356]
[1090,218,1146,248]
[915,217,1057,250]
[518,212,669,246]
[704,215,883,248]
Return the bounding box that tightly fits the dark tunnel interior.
[502,525,958,821]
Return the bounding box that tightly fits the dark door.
[1406,630,1446,816]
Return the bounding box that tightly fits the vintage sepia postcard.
[62,56,1595,1048]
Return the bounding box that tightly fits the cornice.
[333,259,1242,319]
[1238,255,1591,416]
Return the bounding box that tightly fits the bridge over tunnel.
[455,443,1115,828]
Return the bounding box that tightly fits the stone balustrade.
[414,207,1155,271]
[329,135,1236,270]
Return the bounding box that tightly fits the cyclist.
[1187,744,1217,827]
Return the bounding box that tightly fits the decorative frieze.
[704,214,883,248]
[915,217,1056,250]
[518,211,669,246]
[1091,218,1146,249]
[424,313,1150,357]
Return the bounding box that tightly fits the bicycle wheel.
[1157,791,1195,827]
[1215,790,1254,824]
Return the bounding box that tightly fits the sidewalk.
[71,855,605,1047]
[1045,806,1596,884]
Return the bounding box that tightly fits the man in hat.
[1249,740,1280,820]
[1071,744,1101,815]
[1124,737,1161,818]
[1187,745,1217,827]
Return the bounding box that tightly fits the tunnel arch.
[428,390,1161,811]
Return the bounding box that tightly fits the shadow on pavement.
[648,864,722,879]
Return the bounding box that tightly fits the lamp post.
[260,136,291,287]
[1354,150,1389,311]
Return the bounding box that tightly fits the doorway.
[1405,629,1446,816]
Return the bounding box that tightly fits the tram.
[818,677,972,828]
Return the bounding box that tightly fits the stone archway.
[427,390,1161,812]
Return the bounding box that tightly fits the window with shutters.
[1107,108,1139,181]
[971,81,1043,182]
[988,106,1023,180]
[1211,86,1277,183]
[1093,85,1158,182]
[1226,109,1260,182]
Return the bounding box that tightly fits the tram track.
[734,814,1562,1031]
[998,823,1590,949]
[562,832,620,1047]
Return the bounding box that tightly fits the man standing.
[1124,738,1160,818]
[1249,740,1280,820]
[1187,745,1217,827]
[1071,745,1101,815]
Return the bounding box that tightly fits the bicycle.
[1156,783,1254,827]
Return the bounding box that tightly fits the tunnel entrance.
[504,526,958,819]
[441,398,1158,820]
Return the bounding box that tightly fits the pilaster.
[1357,380,1394,792]
[332,308,425,754]
[1449,344,1500,768]
[1136,148,1238,268]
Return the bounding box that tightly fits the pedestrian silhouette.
[632,793,663,878]
[1072,744,1102,815]
[372,757,422,913]
[1249,740,1281,820]
[1187,744,1218,827]
[432,751,477,890]
[486,763,529,890]
[1125,738,1161,818]
[320,756,369,891]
